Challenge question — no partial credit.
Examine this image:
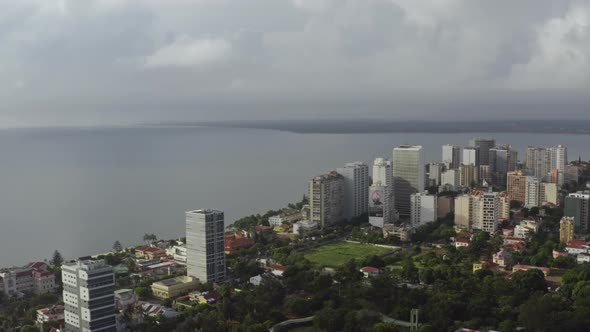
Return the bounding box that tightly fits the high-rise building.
[393,145,425,218]
[309,171,345,228]
[440,169,459,191]
[525,145,568,185]
[462,147,479,167]
[498,192,510,221]
[507,171,527,204]
[410,192,437,228]
[186,209,226,283]
[369,184,387,228]
[470,138,496,166]
[62,260,116,332]
[371,158,395,225]
[489,146,516,186]
[442,144,461,169]
[559,216,575,243]
[564,192,590,232]
[540,183,558,206]
[454,194,471,229]
[427,163,444,187]
[459,164,479,188]
[474,191,499,233]
[524,177,540,208]
[337,162,369,220]
[479,165,492,186]
[549,145,567,185]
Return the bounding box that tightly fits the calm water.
[0,126,588,265]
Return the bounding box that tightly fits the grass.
[304,241,391,268]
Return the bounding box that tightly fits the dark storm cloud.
[0,0,589,126]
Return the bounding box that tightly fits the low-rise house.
[225,235,255,254]
[512,264,550,277]
[151,276,199,299]
[577,254,590,264]
[293,221,318,235]
[36,305,65,326]
[552,250,568,259]
[0,262,57,297]
[166,245,187,263]
[142,303,177,318]
[360,266,380,278]
[189,290,220,304]
[455,238,470,248]
[566,240,590,255]
[249,275,264,286]
[273,224,291,233]
[135,247,167,260]
[115,289,138,310]
[269,211,302,226]
[269,264,288,277]
[492,250,512,267]
[501,226,515,237]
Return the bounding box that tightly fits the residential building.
[114,289,137,310]
[498,192,510,221]
[309,171,345,228]
[151,276,199,299]
[224,235,255,254]
[336,162,369,220]
[525,145,568,185]
[489,146,517,186]
[560,217,575,244]
[372,158,395,224]
[479,165,492,186]
[540,183,558,206]
[360,266,380,278]
[478,191,499,233]
[166,246,187,263]
[469,138,495,166]
[141,303,177,318]
[427,163,444,187]
[437,195,454,219]
[524,176,540,208]
[459,164,479,187]
[507,171,527,204]
[393,145,425,218]
[454,195,471,229]
[135,247,167,260]
[462,147,479,167]
[442,144,461,169]
[0,262,57,297]
[549,145,567,185]
[455,238,470,248]
[410,192,437,228]
[292,220,318,235]
[369,184,387,228]
[268,211,302,226]
[186,209,226,283]
[564,192,590,232]
[566,240,590,255]
[37,305,65,327]
[62,260,116,332]
[440,169,459,191]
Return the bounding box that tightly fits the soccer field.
[304,241,392,268]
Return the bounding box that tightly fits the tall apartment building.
[469,138,496,166]
[479,165,492,186]
[507,171,527,204]
[186,209,226,283]
[309,171,345,228]
[489,146,517,186]
[440,169,459,191]
[564,192,590,232]
[454,191,499,233]
[393,145,425,218]
[454,194,471,229]
[462,147,479,167]
[459,164,479,188]
[427,163,444,187]
[524,177,540,208]
[410,192,437,228]
[371,158,395,225]
[442,144,461,169]
[525,145,568,185]
[498,192,510,220]
[62,260,116,332]
[560,216,575,243]
[336,162,369,220]
[540,183,558,206]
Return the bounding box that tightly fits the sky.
[1,0,590,126]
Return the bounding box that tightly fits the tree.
[143,233,157,243]
[50,250,63,267]
[113,240,123,253]
[20,325,39,332]
[135,287,151,299]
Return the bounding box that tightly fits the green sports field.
[304,241,392,268]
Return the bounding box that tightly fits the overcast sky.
[1,0,590,126]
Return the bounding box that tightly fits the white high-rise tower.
[186,209,226,283]
[393,145,425,218]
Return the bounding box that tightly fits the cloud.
[143,35,231,69]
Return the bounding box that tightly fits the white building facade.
[410,192,437,228]
[186,209,226,283]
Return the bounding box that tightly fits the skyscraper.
[371,158,395,225]
[186,209,226,283]
[309,171,345,228]
[62,260,116,332]
[393,145,425,218]
[469,138,496,166]
[442,144,461,169]
[524,176,540,208]
[525,145,567,184]
[462,147,479,167]
[549,145,568,185]
[459,164,479,187]
[337,162,369,220]
[410,192,437,228]
[507,171,527,204]
[471,191,499,233]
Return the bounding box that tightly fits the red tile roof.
[360,266,379,273]
[270,264,288,271]
[567,240,590,249]
[456,238,471,244]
